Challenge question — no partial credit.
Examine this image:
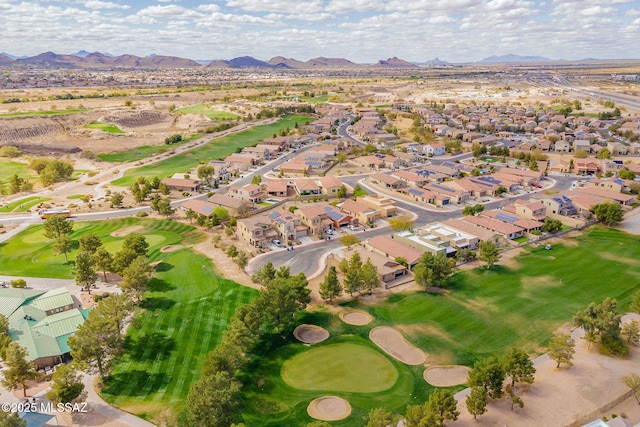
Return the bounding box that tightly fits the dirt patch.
[110,225,143,237]
[599,252,640,267]
[307,396,352,421]
[498,246,525,269]
[339,309,373,326]
[369,326,427,365]
[424,365,470,387]
[160,244,184,253]
[293,324,330,344]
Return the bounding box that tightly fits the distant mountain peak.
[371,57,419,68]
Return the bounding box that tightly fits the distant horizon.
[2,50,640,65]
[2,1,640,64]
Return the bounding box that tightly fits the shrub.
[599,336,630,358]
[136,211,148,217]
[10,279,27,288]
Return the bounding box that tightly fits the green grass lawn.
[84,121,126,134]
[176,104,242,120]
[0,218,201,278]
[0,196,51,213]
[111,114,312,187]
[0,109,88,118]
[0,158,38,184]
[98,134,204,163]
[101,249,257,422]
[300,95,329,104]
[242,226,640,425]
[281,343,398,392]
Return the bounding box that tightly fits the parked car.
[272,239,282,247]
[348,225,358,231]
[325,229,334,235]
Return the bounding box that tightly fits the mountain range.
[0,51,454,70]
[479,54,551,63]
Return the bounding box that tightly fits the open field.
[84,121,126,134]
[0,218,202,278]
[0,109,88,118]
[101,248,257,423]
[0,158,38,184]
[0,196,51,213]
[176,104,242,120]
[241,226,640,425]
[111,114,312,187]
[98,133,203,163]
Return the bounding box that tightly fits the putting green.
[281,343,398,393]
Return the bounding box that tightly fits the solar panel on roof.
[470,179,493,188]
[408,188,423,195]
[442,162,455,167]
[496,213,519,223]
[613,178,624,184]
[327,211,343,221]
[562,196,571,203]
[553,197,564,204]
[269,212,281,219]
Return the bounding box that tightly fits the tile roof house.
[1,287,89,369]
[318,176,343,197]
[181,199,215,217]
[370,173,407,189]
[207,193,252,216]
[265,180,288,197]
[297,203,352,234]
[365,235,422,269]
[463,215,525,240]
[160,178,201,192]
[340,199,380,224]
[237,215,277,248]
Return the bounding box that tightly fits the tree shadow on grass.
[141,296,176,310]
[123,331,176,362]
[102,371,169,398]
[154,262,173,273]
[147,277,175,293]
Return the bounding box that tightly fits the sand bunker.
[307,396,351,421]
[110,225,144,237]
[369,326,426,365]
[339,310,373,326]
[160,245,184,253]
[293,324,330,344]
[423,365,471,387]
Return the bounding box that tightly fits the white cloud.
[197,4,221,12]
[81,0,130,10]
[137,5,203,18]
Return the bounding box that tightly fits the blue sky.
[1,0,639,62]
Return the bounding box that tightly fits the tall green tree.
[0,411,26,427]
[185,371,242,427]
[54,235,73,262]
[110,191,124,208]
[68,310,122,378]
[501,347,536,389]
[43,214,73,240]
[547,333,576,368]
[112,234,149,274]
[405,403,438,427]
[478,241,500,269]
[344,251,363,296]
[92,247,113,282]
[46,364,84,404]
[197,165,216,186]
[388,215,415,232]
[319,266,342,302]
[592,201,624,226]
[504,384,524,411]
[573,298,624,352]
[466,386,488,420]
[365,407,396,427]
[119,256,153,303]
[74,251,96,292]
[96,293,133,334]
[259,274,311,333]
[251,262,277,285]
[428,389,459,426]
[1,342,39,397]
[361,258,380,293]
[78,233,102,254]
[0,314,11,359]
[468,357,505,399]
[622,320,640,346]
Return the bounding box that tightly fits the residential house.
[416,222,479,250]
[280,160,311,175]
[294,179,321,196]
[1,287,88,369]
[370,173,407,190]
[481,210,543,233]
[357,194,398,217]
[318,176,344,197]
[344,247,409,287]
[365,235,422,269]
[237,215,277,248]
[425,182,469,204]
[401,186,439,206]
[573,187,635,206]
[607,141,628,156]
[441,218,504,246]
[463,215,525,240]
[265,180,289,197]
[392,170,430,188]
[354,155,386,170]
[297,204,352,234]
[160,178,201,192]
[228,184,265,204]
[574,159,599,175]
[181,199,216,217]
[548,159,571,174]
[511,200,547,221]
[207,193,251,216]
[423,143,446,156]
[268,211,307,241]
[340,199,380,225]
[394,231,450,257]
[554,140,572,152]
[534,194,577,216]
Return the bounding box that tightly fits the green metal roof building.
[1,287,88,369]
